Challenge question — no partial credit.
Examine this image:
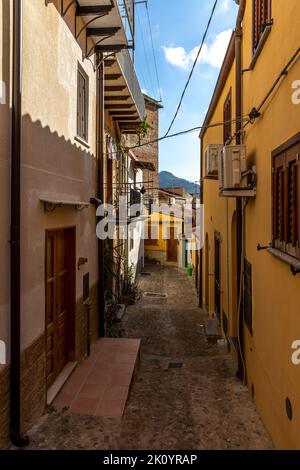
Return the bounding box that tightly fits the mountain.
[159,171,200,196]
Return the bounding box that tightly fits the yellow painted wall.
[202,61,237,331]
[145,212,182,254]
[201,0,300,449]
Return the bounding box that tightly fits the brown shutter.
[283,166,289,244]
[253,0,259,51]
[296,159,300,256]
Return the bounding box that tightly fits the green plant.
[136,117,152,146]
[120,264,140,305]
[104,300,124,338]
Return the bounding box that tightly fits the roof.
[199,31,235,139]
[143,93,164,110]
[159,188,186,201]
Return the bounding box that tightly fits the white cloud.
[162,29,232,70]
[218,0,231,13]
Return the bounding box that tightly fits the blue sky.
[133,0,238,182]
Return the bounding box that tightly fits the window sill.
[75,135,91,149]
[267,247,300,275]
[248,24,272,71]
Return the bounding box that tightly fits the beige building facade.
[0,0,144,448]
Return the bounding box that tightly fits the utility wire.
[137,11,156,98]
[145,2,162,102]
[164,0,219,137]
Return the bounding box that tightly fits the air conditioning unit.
[205,144,223,177]
[218,145,248,190]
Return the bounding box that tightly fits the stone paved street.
[24,265,272,450]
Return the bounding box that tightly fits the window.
[77,65,89,142]
[272,134,300,260]
[223,89,232,145]
[252,0,271,53]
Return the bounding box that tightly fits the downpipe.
[10,0,29,447]
[235,0,246,381]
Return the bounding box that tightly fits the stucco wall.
[21,0,98,351]
[201,0,300,449]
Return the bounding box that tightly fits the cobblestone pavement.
[23,265,272,450]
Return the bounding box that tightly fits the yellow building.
[145,212,182,265]
[200,0,300,449]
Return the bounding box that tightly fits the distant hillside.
[159,171,200,196]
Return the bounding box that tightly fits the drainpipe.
[10,0,29,447]
[235,0,246,380]
[199,140,203,309]
[96,53,105,337]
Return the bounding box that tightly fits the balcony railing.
[116,49,145,120]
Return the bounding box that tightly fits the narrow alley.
[24,265,272,450]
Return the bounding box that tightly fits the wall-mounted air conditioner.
[218,145,248,191]
[205,144,223,177]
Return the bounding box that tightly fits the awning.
[40,198,90,212]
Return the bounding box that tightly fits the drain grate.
[143,292,168,299]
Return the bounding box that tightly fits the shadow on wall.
[45,0,96,59]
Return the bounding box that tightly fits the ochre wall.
[201,0,300,449]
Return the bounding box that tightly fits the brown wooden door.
[46,228,75,388]
[167,226,178,262]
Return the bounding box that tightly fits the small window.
[272,134,300,260]
[223,89,232,145]
[252,0,272,54]
[77,65,89,142]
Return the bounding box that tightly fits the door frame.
[45,226,76,388]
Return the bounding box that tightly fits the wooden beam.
[114,117,139,121]
[105,74,122,81]
[76,5,112,16]
[104,59,116,67]
[105,104,134,109]
[105,85,127,92]
[87,27,120,37]
[109,111,137,116]
[105,95,130,101]
[95,44,130,53]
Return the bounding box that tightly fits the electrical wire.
[145,2,162,102]
[164,0,219,137]
[137,11,156,98]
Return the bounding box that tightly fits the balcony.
[77,1,145,125]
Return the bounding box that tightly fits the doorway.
[214,232,221,324]
[46,228,76,388]
[167,225,178,262]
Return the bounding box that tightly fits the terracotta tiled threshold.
[53,338,140,418]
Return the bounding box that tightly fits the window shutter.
[253,0,259,51]
[296,160,300,254]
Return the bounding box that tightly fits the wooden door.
[46,228,75,388]
[214,233,221,324]
[167,226,178,262]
